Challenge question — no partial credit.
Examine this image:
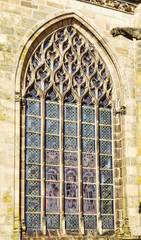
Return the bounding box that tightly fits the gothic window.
[22,25,114,234]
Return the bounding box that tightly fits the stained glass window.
[23,25,114,235]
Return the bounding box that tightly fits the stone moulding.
[76,0,137,14]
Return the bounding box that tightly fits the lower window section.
[84,215,97,229]
[102,215,114,229]
[46,214,60,229]
[65,215,79,229]
[26,213,41,229]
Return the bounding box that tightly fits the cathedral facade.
[0,0,141,239]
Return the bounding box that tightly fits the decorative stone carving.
[76,0,137,14]
[111,27,141,40]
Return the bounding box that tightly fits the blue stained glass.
[99,141,112,154]
[65,168,78,182]
[45,120,59,134]
[64,137,77,151]
[65,215,79,229]
[46,103,59,119]
[64,105,77,121]
[46,198,60,213]
[101,200,113,214]
[83,184,96,198]
[99,109,111,125]
[26,181,41,196]
[102,215,114,229]
[100,185,113,199]
[82,139,95,153]
[26,117,41,132]
[64,152,77,166]
[46,167,60,181]
[82,154,96,168]
[100,170,113,184]
[84,215,97,229]
[25,197,41,212]
[83,169,96,183]
[26,213,41,229]
[46,215,60,229]
[82,107,95,123]
[65,183,78,198]
[45,135,59,150]
[64,122,77,137]
[26,165,40,180]
[65,199,79,213]
[45,150,60,165]
[26,133,41,148]
[83,199,97,213]
[26,100,41,116]
[46,182,60,197]
[99,155,112,169]
[99,126,112,140]
[26,149,41,164]
[82,124,95,138]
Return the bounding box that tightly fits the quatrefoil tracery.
[23,26,112,106]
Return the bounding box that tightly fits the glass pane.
[26,101,41,116]
[65,199,79,213]
[82,154,96,168]
[101,200,113,214]
[46,198,60,213]
[26,133,41,148]
[65,168,78,182]
[46,167,60,181]
[83,184,96,198]
[65,183,78,198]
[84,215,97,229]
[99,109,111,125]
[46,215,60,229]
[82,108,95,123]
[100,185,113,199]
[99,141,112,154]
[99,155,112,169]
[65,215,79,229]
[64,137,77,151]
[83,199,97,213]
[25,197,41,212]
[83,169,96,183]
[45,120,59,135]
[82,124,95,138]
[64,122,77,137]
[99,126,112,140]
[26,214,41,229]
[82,139,95,153]
[45,150,60,165]
[46,103,59,119]
[45,135,59,150]
[26,165,40,180]
[64,105,77,121]
[64,152,77,166]
[26,117,41,132]
[26,149,41,164]
[46,182,60,197]
[100,170,113,184]
[102,215,114,229]
[26,181,41,196]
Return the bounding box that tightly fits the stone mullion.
[21,103,26,236]
[95,103,102,234]
[41,98,46,234]
[78,101,84,234]
[60,99,65,234]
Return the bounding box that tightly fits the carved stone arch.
[14,13,125,239]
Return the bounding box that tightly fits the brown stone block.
[115,47,129,55]
[21,1,38,9]
[46,1,64,9]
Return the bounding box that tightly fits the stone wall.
[0,0,140,239]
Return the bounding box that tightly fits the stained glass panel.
[46,215,60,229]
[26,214,41,229]
[82,124,95,138]
[64,137,77,151]
[45,120,59,135]
[64,105,77,121]
[82,108,95,123]
[26,101,41,116]
[45,150,60,165]
[100,170,113,184]
[82,154,96,168]
[64,152,77,166]
[99,155,112,169]
[99,126,112,140]
[99,109,111,125]
[100,185,113,199]
[99,141,112,154]
[102,215,114,229]
[26,181,41,196]
[82,139,95,153]
[46,198,60,213]
[65,168,78,182]
[26,133,41,148]
[26,117,41,132]
[46,167,60,181]
[46,182,60,197]
[65,183,78,198]
[83,184,96,198]
[26,149,41,164]
[26,165,40,180]
[83,169,96,183]
[84,215,97,229]
[64,122,77,137]
[65,215,79,229]
[101,200,113,214]
[46,103,59,119]
[26,197,41,212]
[83,199,97,213]
[65,199,79,213]
[45,135,59,150]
